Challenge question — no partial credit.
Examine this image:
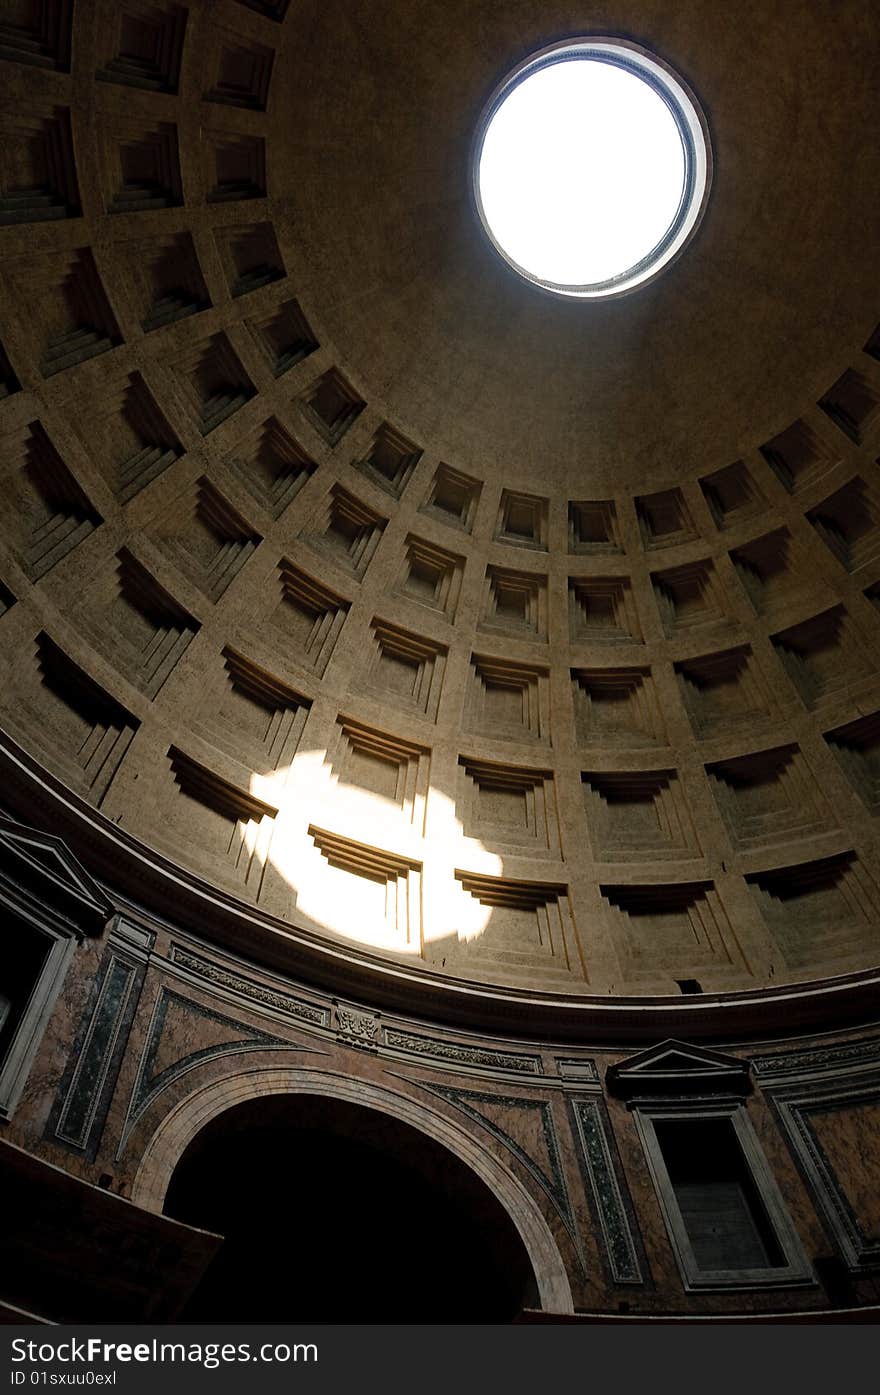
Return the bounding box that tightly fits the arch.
[131,1065,574,1314]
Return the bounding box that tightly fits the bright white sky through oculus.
[478,58,686,288]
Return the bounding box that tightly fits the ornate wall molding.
[383,1028,543,1076]
[170,944,328,1028]
[770,1076,880,1272]
[50,950,142,1156]
[555,1057,600,1084]
[118,987,299,1156]
[569,1097,646,1285]
[417,1080,579,1255]
[335,1003,379,1050]
[753,1038,880,1086]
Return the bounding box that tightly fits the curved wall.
[1,834,879,1321]
[1,0,880,1323]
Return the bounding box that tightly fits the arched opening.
[163,1093,540,1322]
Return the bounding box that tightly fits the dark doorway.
[164,1093,538,1322]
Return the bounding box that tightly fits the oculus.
[473,39,712,298]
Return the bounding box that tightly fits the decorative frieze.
[170,946,328,1028]
[335,1003,379,1051]
[382,1029,542,1076]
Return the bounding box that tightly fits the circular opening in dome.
[473,39,711,299]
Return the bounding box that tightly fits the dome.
[1,0,879,1328]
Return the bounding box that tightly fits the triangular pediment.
[606,1039,751,1099]
[0,817,113,934]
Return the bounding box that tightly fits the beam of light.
[248,757,499,954]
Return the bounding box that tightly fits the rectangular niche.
[600,880,746,985]
[173,330,256,435]
[83,549,199,699]
[12,246,121,378]
[330,718,430,828]
[568,576,641,645]
[153,477,261,602]
[568,498,622,554]
[214,221,285,298]
[298,368,365,446]
[706,744,836,851]
[481,565,548,641]
[124,230,211,333]
[14,634,138,805]
[83,369,181,503]
[0,580,15,617]
[247,299,317,377]
[205,32,274,110]
[443,872,584,987]
[770,605,875,710]
[457,757,558,854]
[651,559,733,639]
[205,130,267,202]
[102,119,183,213]
[356,422,423,498]
[675,645,774,739]
[95,1,187,92]
[759,418,838,494]
[641,1112,810,1290]
[0,102,80,223]
[582,769,700,862]
[420,463,482,532]
[572,666,666,749]
[495,489,548,550]
[307,825,422,952]
[0,0,73,70]
[819,369,880,445]
[361,620,447,722]
[467,655,550,744]
[270,559,350,676]
[166,747,277,894]
[0,420,102,581]
[699,461,766,531]
[305,483,387,579]
[635,488,698,549]
[225,416,315,519]
[199,647,310,772]
[395,534,464,620]
[807,476,880,573]
[729,528,816,619]
[823,711,880,813]
[745,852,880,972]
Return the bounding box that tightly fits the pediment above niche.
[0,816,114,935]
[606,1039,752,1101]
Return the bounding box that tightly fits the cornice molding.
[1,730,878,1045]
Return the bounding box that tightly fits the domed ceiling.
[278,0,880,492]
[0,0,879,1018]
